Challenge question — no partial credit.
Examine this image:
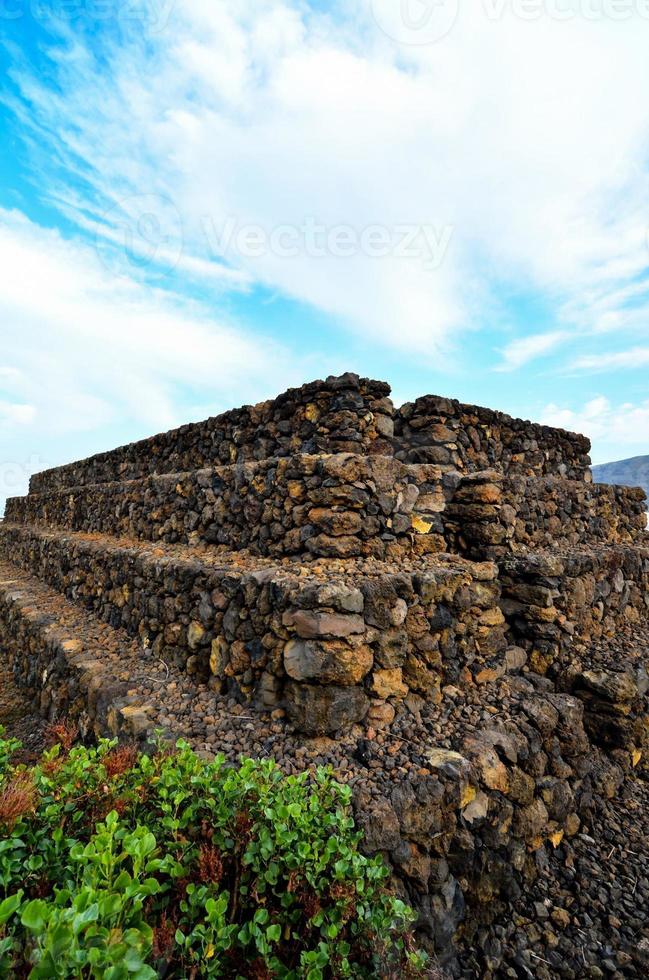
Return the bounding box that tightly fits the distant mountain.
[592,454,649,501]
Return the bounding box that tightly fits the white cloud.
[497,330,568,370]
[8,1,649,357]
[573,346,649,371]
[0,401,36,426]
[0,207,309,438]
[542,395,649,463]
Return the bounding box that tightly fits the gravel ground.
[457,772,649,979]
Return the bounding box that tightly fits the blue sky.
[2,1,649,510]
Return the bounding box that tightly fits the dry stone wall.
[30,374,393,493]
[29,374,593,496]
[1,564,622,970]
[444,471,647,560]
[0,581,148,743]
[0,523,508,735]
[395,393,592,479]
[354,683,623,955]
[14,462,645,569]
[5,372,647,698]
[9,454,453,560]
[560,656,649,763]
[497,475,646,548]
[500,545,649,674]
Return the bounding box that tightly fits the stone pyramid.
[1,373,647,967]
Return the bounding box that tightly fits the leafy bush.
[0,725,430,978]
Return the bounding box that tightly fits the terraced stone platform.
[1,372,647,974]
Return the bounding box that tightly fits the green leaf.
[21,898,49,931]
[0,740,429,976]
[0,891,22,926]
[72,902,99,935]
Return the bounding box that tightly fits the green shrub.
[0,726,430,978]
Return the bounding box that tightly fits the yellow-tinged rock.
[187,621,205,650]
[228,640,250,674]
[252,475,266,494]
[120,705,151,735]
[479,607,505,627]
[632,748,642,767]
[106,706,119,735]
[482,758,510,793]
[460,783,477,808]
[467,741,510,793]
[371,668,408,700]
[210,636,228,676]
[304,402,320,422]
[411,514,433,534]
[536,606,558,622]
[549,830,564,848]
[475,668,501,684]
[565,812,580,836]
[61,638,83,655]
[287,481,304,499]
[551,907,570,929]
[529,649,554,675]
[413,534,446,556]
[426,748,468,770]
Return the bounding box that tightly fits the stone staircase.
[1,372,647,969]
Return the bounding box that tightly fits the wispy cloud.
[542,395,649,463]
[497,330,568,371]
[6,2,649,356]
[0,206,309,436]
[573,346,649,371]
[0,401,36,426]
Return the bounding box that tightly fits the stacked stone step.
[559,630,649,772]
[438,471,648,690]
[444,470,647,558]
[394,390,592,477]
[0,564,157,743]
[2,373,647,738]
[5,454,454,560]
[0,375,504,736]
[10,459,647,561]
[1,372,648,969]
[28,373,395,490]
[0,523,507,734]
